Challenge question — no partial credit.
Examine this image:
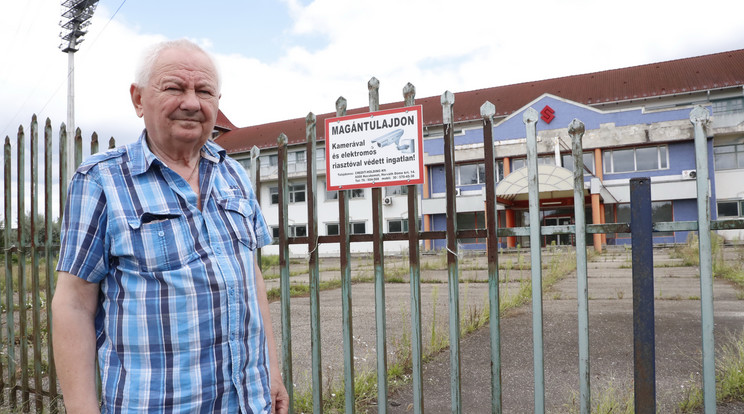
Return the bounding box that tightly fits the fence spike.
[480,101,496,118]
[403,83,416,103]
[335,96,347,114]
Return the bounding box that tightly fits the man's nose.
[180,89,201,112]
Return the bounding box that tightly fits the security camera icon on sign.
[371,129,414,153]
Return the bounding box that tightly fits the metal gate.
[1,116,115,412]
[270,80,744,413]
[1,92,743,413]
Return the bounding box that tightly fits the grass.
[563,379,635,414]
[679,331,744,412]
[669,235,744,411]
[671,233,744,290]
[286,247,579,413]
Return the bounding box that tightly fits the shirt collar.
[130,130,227,176]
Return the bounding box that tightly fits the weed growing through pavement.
[678,330,744,411]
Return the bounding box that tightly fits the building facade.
[216,49,744,255]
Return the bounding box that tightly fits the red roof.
[216,49,744,154]
[215,110,237,132]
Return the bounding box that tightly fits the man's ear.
[130,84,144,118]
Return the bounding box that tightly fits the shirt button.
[158,231,165,237]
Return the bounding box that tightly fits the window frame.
[326,221,366,235]
[270,182,307,205]
[714,143,744,171]
[388,218,409,233]
[385,185,409,196]
[603,145,669,174]
[614,200,674,238]
[271,224,308,242]
[717,200,744,218]
[325,184,365,201]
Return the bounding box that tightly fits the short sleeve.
[56,170,109,283]
[248,188,273,249]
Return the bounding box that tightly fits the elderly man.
[52,39,288,413]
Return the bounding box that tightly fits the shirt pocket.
[124,210,197,272]
[217,197,258,251]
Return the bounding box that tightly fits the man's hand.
[271,371,289,414]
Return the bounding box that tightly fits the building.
[216,49,744,255]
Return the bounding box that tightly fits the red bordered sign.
[325,105,424,191]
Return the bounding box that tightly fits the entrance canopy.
[496,165,587,202]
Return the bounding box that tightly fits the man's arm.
[254,261,289,414]
[52,271,101,413]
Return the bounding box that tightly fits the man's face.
[131,47,220,149]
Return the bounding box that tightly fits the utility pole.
[59,0,99,182]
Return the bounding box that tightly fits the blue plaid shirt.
[57,132,274,413]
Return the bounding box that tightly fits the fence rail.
[1,115,113,412]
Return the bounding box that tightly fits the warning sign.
[325,105,424,191]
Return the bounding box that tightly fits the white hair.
[134,39,222,92]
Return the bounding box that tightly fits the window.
[455,160,504,185]
[651,201,673,237]
[316,148,325,164]
[385,186,409,196]
[560,152,596,174]
[326,223,339,236]
[714,144,744,170]
[270,183,306,204]
[325,184,364,201]
[457,163,485,185]
[718,200,744,218]
[271,225,308,242]
[290,183,306,203]
[388,219,409,233]
[288,150,305,164]
[511,156,554,172]
[457,211,485,243]
[237,158,251,171]
[326,221,366,235]
[614,201,673,238]
[712,98,744,114]
[270,187,278,204]
[603,145,668,173]
[268,154,278,166]
[512,158,525,171]
[351,222,366,234]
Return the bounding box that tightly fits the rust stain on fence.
[1,115,115,412]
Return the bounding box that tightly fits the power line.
[83,0,128,50]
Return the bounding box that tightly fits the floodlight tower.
[59,0,99,181]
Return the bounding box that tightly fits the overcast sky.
[3,0,744,151]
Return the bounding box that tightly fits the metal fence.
[2,88,744,414]
[271,80,744,414]
[1,115,113,412]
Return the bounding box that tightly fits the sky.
[3,0,744,149]
[0,0,743,221]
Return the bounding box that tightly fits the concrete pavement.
[265,246,744,413]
